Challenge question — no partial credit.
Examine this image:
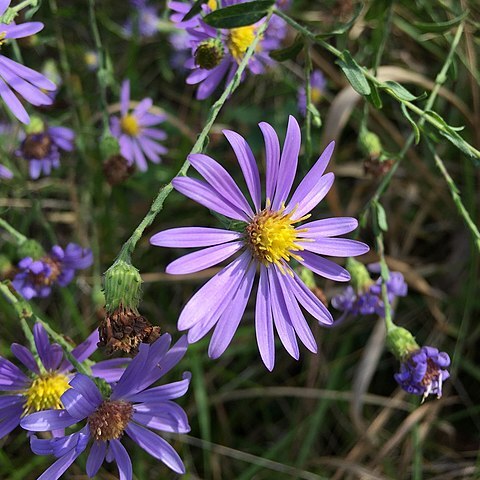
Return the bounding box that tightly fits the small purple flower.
[12,243,93,300]
[16,125,75,180]
[110,80,167,172]
[394,346,450,400]
[150,116,369,370]
[170,0,287,99]
[22,335,190,479]
[0,1,56,123]
[0,162,12,179]
[298,70,327,116]
[331,267,407,318]
[124,0,160,38]
[0,323,127,441]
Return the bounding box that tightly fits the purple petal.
[188,153,254,217]
[126,423,185,474]
[223,130,261,212]
[150,227,243,248]
[143,127,167,141]
[0,75,29,124]
[255,266,275,370]
[110,439,133,480]
[300,238,370,257]
[91,358,131,383]
[33,323,63,371]
[37,439,87,480]
[196,60,230,99]
[128,372,191,403]
[177,252,252,331]
[62,388,97,420]
[86,441,107,478]
[0,356,30,390]
[272,116,301,209]
[133,401,190,433]
[0,1,10,17]
[120,79,130,117]
[20,409,77,431]
[0,56,56,91]
[67,375,102,410]
[11,343,39,374]
[208,260,256,359]
[131,137,148,171]
[133,97,153,116]
[0,395,24,410]
[173,176,250,222]
[267,268,299,360]
[71,329,99,364]
[0,405,22,438]
[166,241,243,275]
[259,121,280,202]
[299,252,350,282]
[299,217,358,237]
[4,22,43,39]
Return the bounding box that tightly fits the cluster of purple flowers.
[12,243,93,300]
[124,0,160,39]
[331,266,407,318]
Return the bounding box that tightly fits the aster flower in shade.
[331,259,407,319]
[0,1,56,123]
[110,80,167,172]
[16,118,75,179]
[395,346,450,400]
[0,323,127,440]
[12,243,93,300]
[298,70,327,116]
[0,162,12,178]
[170,0,287,99]
[150,116,369,370]
[22,335,190,479]
[124,0,160,38]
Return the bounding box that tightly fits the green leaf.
[269,35,304,61]
[182,0,208,22]
[364,0,390,21]
[307,104,322,127]
[414,11,468,33]
[337,51,371,96]
[203,0,274,28]
[366,80,383,108]
[315,3,363,38]
[380,81,422,102]
[373,201,388,232]
[400,103,420,144]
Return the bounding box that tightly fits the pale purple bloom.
[22,335,190,479]
[12,243,93,299]
[110,80,167,172]
[331,267,407,318]
[0,1,56,123]
[0,163,12,178]
[16,125,75,179]
[124,0,160,38]
[150,116,369,370]
[394,346,450,399]
[170,0,287,99]
[0,323,127,440]
[298,70,327,116]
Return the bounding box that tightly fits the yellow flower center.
[23,372,70,414]
[246,205,310,272]
[208,0,217,9]
[311,87,322,104]
[227,25,257,63]
[120,114,140,136]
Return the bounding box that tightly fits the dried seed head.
[22,133,53,159]
[103,154,135,186]
[88,400,133,441]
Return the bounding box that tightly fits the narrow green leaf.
[366,80,383,108]
[269,34,304,61]
[414,11,468,34]
[337,51,371,96]
[376,202,388,232]
[400,103,420,144]
[380,81,422,102]
[182,0,208,22]
[203,0,274,28]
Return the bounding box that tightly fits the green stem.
[304,46,313,162]
[115,11,274,264]
[375,232,395,333]
[11,0,37,13]
[0,217,27,244]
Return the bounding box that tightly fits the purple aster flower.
[124,0,160,38]
[170,0,287,99]
[298,70,327,116]
[22,334,190,479]
[12,242,93,300]
[0,1,56,123]
[0,162,12,178]
[16,124,75,180]
[110,80,167,172]
[0,323,127,441]
[150,116,369,370]
[394,346,450,400]
[331,265,407,318]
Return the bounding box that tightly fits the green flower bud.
[386,325,420,361]
[100,132,120,160]
[17,239,45,260]
[0,254,12,275]
[359,130,382,159]
[195,39,225,70]
[346,258,372,293]
[25,116,45,135]
[103,260,142,313]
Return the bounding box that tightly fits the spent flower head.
[151,115,369,369]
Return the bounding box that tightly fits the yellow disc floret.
[120,114,140,136]
[23,372,71,414]
[227,25,257,63]
[311,87,322,104]
[246,206,310,272]
[207,0,217,10]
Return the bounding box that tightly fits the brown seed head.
[22,133,53,159]
[103,154,135,186]
[88,400,133,441]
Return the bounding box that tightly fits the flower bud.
[386,325,419,361]
[103,260,142,314]
[346,258,372,293]
[17,239,45,261]
[195,39,225,70]
[25,116,45,135]
[100,132,120,161]
[359,130,382,160]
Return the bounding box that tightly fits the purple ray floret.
[0,1,56,123]
[21,335,190,480]
[150,115,370,370]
